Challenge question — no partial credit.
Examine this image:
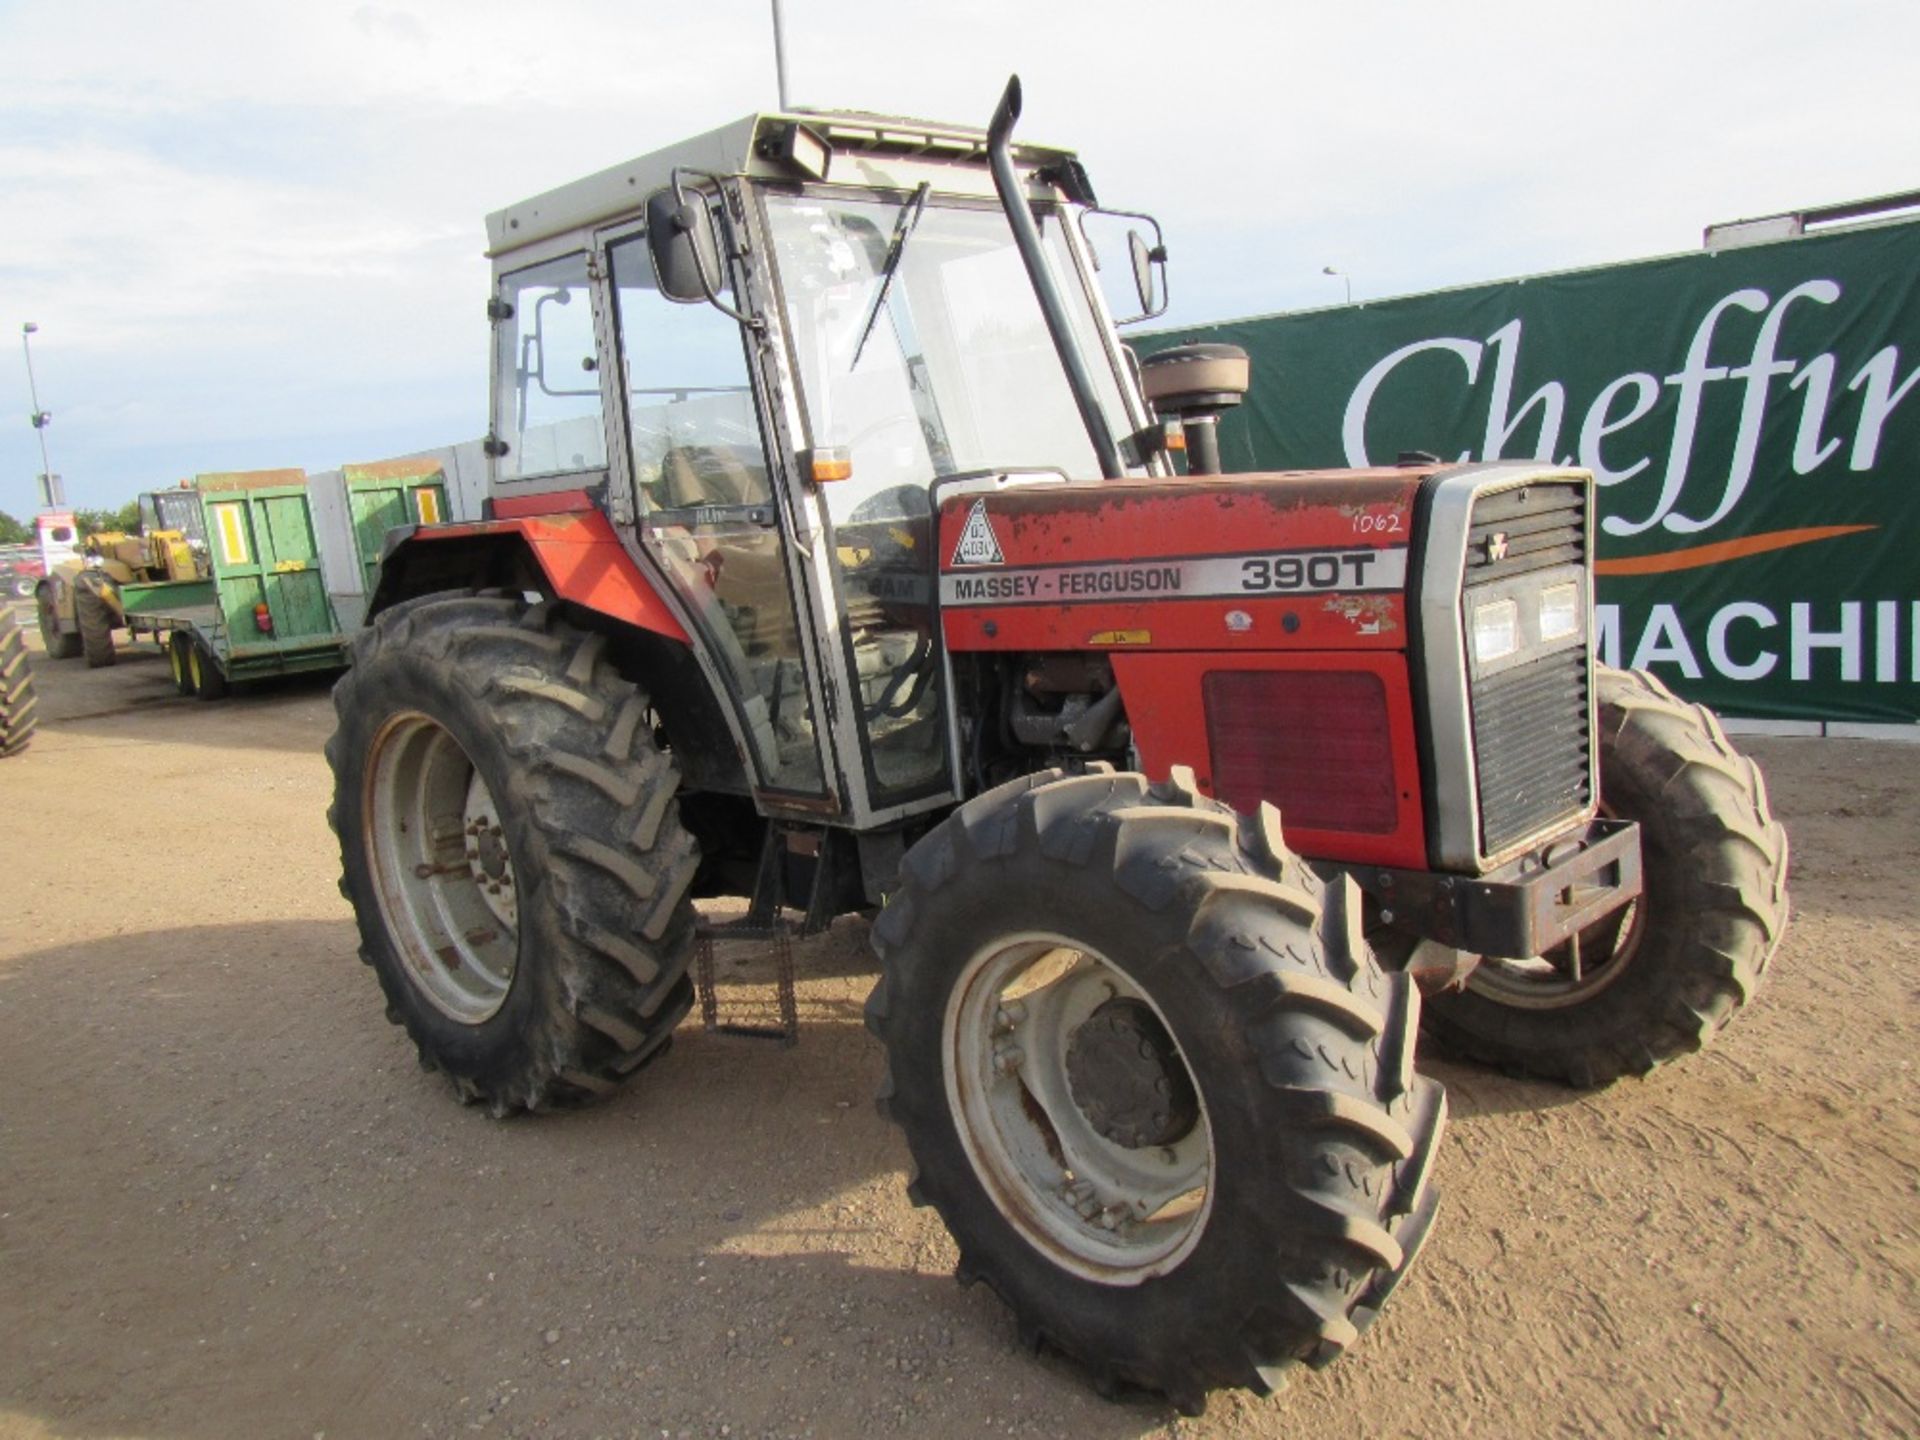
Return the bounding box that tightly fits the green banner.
[1139,220,1920,723]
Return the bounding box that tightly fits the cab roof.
[484,108,1077,258]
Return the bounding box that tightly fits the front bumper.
[1354,818,1641,959]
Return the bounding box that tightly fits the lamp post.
[1321,266,1352,304]
[21,322,59,506]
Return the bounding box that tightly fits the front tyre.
[76,577,116,668]
[1423,665,1789,1086]
[327,595,700,1114]
[37,585,81,661]
[866,767,1446,1412]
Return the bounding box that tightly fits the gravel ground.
[0,608,1915,1439]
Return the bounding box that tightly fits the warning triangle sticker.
[952,498,1005,567]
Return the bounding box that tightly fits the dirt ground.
[1,605,1915,1440]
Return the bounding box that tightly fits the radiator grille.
[1465,481,1592,857]
[1467,481,1585,582]
[1471,646,1592,854]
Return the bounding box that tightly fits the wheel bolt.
[1097,1205,1127,1231]
[992,1045,1024,1077]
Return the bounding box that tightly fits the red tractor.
[329,78,1788,1412]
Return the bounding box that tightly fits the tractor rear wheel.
[76,578,116,668]
[327,593,700,1115]
[36,586,81,660]
[1422,665,1789,1087]
[866,766,1446,1413]
[1,609,37,758]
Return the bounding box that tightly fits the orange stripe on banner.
[1595,525,1878,576]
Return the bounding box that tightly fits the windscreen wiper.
[849,182,931,370]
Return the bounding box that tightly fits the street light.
[20,321,60,506]
[1321,266,1353,304]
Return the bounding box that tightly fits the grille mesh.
[1466,482,1592,856]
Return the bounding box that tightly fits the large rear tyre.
[1423,665,1789,1087]
[327,594,700,1115]
[36,586,81,660]
[76,578,116,668]
[866,766,1446,1413]
[0,609,37,758]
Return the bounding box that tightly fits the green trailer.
[122,463,451,699]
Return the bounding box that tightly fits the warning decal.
[951,499,1005,567]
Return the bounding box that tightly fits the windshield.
[763,192,1134,526]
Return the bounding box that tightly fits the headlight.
[1471,597,1519,664]
[1539,581,1582,642]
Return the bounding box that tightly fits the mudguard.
[370,498,689,644]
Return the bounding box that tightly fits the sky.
[2,0,1915,518]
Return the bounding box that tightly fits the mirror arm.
[669,167,765,332]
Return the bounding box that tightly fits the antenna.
[770,0,791,110]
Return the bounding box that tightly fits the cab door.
[600,223,835,803]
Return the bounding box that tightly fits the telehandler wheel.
[327,593,700,1115]
[866,766,1446,1414]
[0,608,37,758]
[75,578,117,669]
[188,642,229,701]
[1423,665,1789,1087]
[36,585,81,660]
[168,633,196,696]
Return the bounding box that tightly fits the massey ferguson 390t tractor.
[329,78,1789,1411]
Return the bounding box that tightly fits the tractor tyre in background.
[327,593,700,1115]
[1422,665,1789,1087]
[866,765,1447,1413]
[168,633,196,696]
[189,642,229,701]
[1,609,37,757]
[36,585,81,660]
[75,578,116,669]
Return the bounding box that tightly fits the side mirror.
[1075,207,1169,326]
[645,187,724,305]
[1128,230,1168,321]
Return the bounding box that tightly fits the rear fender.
[368,508,688,644]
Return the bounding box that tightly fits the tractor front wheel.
[1,609,37,757]
[1422,665,1789,1086]
[866,766,1446,1412]
[327,594,700,1114]
[75,578,116,668]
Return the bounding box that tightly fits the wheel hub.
[1065,999,1199,1149]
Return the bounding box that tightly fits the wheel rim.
[169,640,185,689]
[36,593,56,647]
[1465,894,1647,1009]
[364,711,521,1024]
[943,933,1214,1285]
[188,647,204,690]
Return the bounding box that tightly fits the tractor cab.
[474,83,1166,826]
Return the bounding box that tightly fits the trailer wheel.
[36,585,81,660]
[327,594,699,1115]
[866,766,1446,1412]
[1,608,37,758]
[75,577,116,668]
[9,574,33,600]
[189,642,229,700]
[168,633,196,696]
[1423,665,1789,1087]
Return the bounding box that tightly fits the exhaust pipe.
[987,76,1123,480]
